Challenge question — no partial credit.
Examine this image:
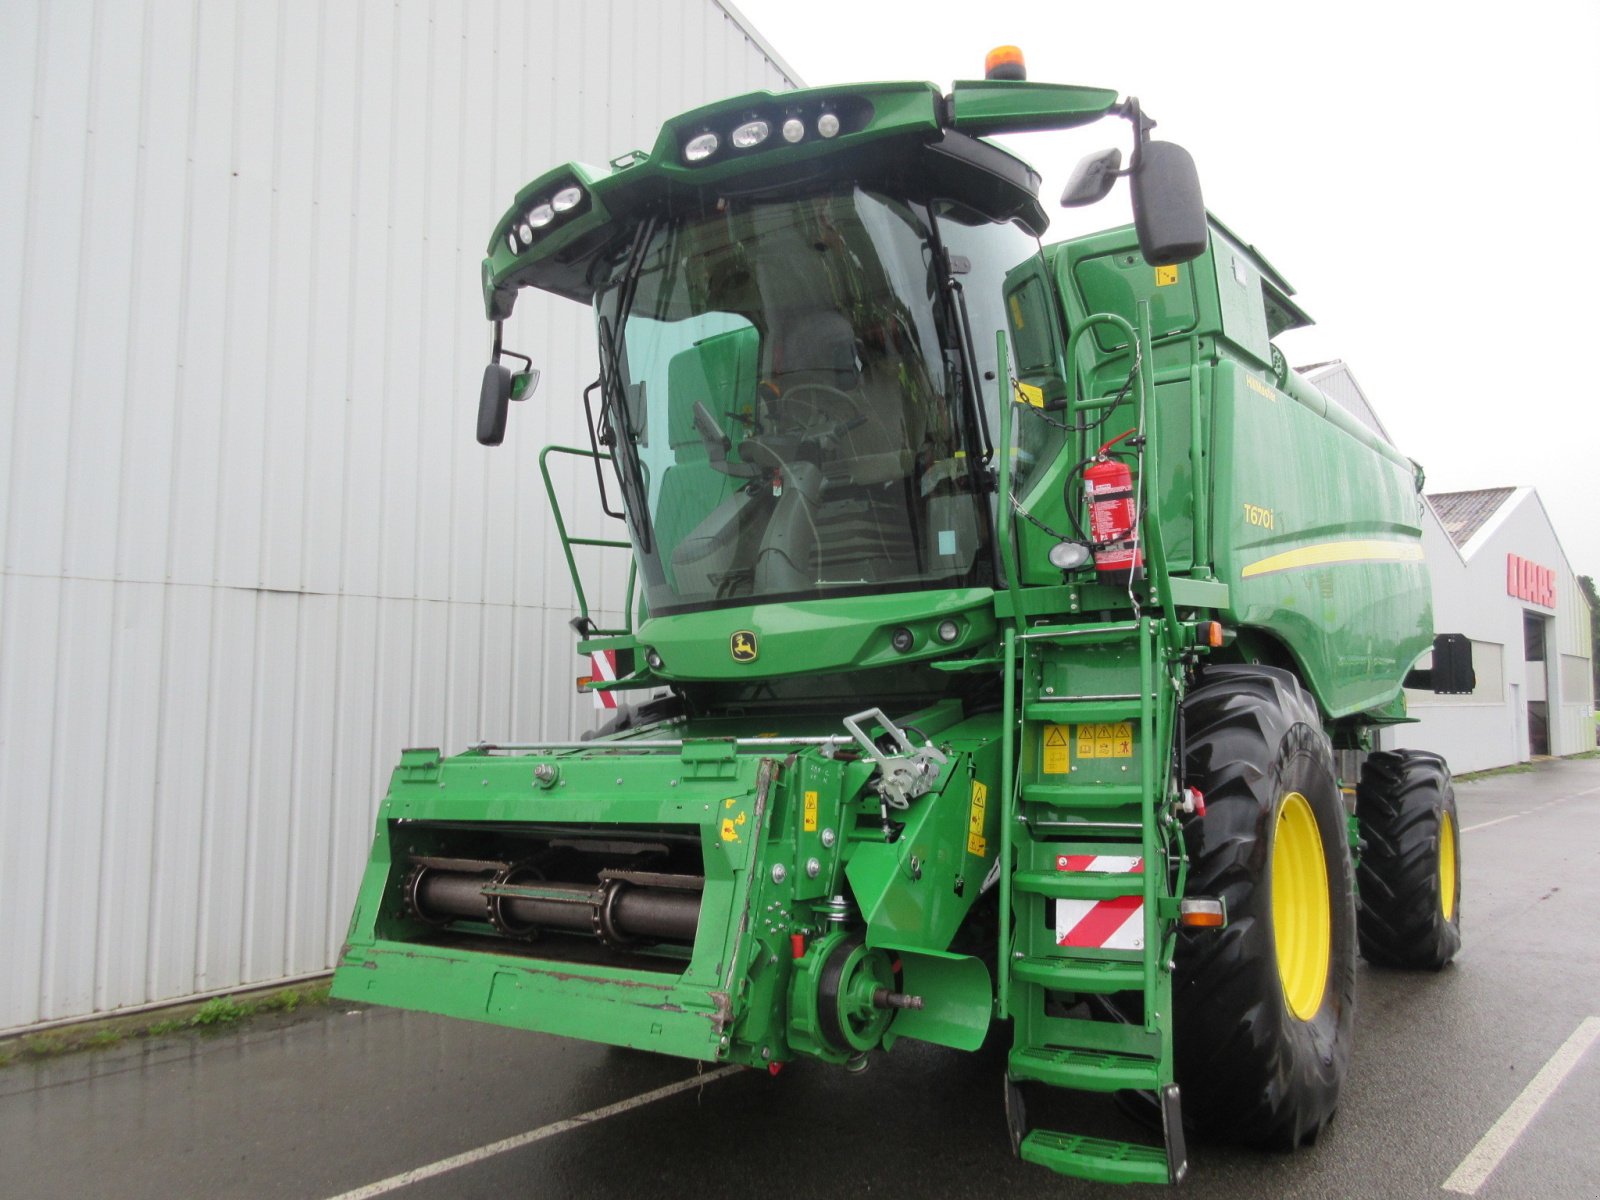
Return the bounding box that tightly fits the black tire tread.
[1174,665,1356,1151]
[1356,749,1461,969]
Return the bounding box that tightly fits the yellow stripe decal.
[1241,539,1425,578]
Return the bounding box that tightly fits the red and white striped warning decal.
[588,650,620,710]
[1055,854,1144,950]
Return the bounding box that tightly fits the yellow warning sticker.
[720,817,740,842]
[1155,264,1179,287]
[803,790,819,832]
[1014,379,1045,408]
[1075,722,1134,759]
[967,780,988,857]
[1042,724,1071,774]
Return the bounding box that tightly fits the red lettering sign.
[1506,554,1556,608]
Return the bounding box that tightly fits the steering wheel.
[770,383,872,442]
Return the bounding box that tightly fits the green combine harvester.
[333,48,1469,1184]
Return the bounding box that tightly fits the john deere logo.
[730,631,758,663]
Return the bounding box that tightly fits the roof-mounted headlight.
[551,186,583,212]
[527,202,555,229]
[731,119,770,149]
[684,131,719,163]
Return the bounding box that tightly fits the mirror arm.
[489,319,534,373]
[1110,96,1157,173]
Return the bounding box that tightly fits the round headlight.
[781,117,805,143]
[685,132,719,162]
[516,222,532,242]
[890,627,915,654]
[507,232,520,254]
[527,203,555,229]
[817,111,841,139]
[1047,541,1093,570]
[551,186,583,212]
[645,648,663,671]
[937,619,961,644]
[731,120,770,149]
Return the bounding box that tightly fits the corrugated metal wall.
[0,0,796,1033]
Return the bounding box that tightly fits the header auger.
[333,48,1467,1185]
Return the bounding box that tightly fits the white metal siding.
[1393,491,1594,772]
[0,0,796,1032]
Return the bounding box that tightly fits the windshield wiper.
[944,270,996,471]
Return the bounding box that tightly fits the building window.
[1523,611,1546,662]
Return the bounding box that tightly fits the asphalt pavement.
[4,756,1597,1199]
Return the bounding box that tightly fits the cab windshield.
[599,187,996,615]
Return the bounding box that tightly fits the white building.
[1394,487,1595,773]
[0,0,798,1034]
[1298,364,1594,774]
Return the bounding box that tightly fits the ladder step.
[1019,1128,1170,1185]
[1013,868,1143,900]
[1022,700,1142,723]
[1010,1044,1164,1092]
[1021,782,1144,809]
[1011,954,1143,994]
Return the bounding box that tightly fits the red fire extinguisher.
[1084,432,1143,584]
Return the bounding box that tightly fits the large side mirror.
[477,363,512,446]
[1060,148,1122,208]
[1130,140,1207,266]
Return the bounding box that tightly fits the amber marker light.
[985,45,1026,81]
[1179,898,1226,928]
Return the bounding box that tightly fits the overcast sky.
[729,0,1600,579]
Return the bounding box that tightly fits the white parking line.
[1461,785,1600,834]
[1441,1016,1600,1194]
[324,1065,744,1199]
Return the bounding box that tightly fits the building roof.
[1427,487,1518,549]
[1295,360,1394,444]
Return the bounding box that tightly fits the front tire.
[1174,666,1356,1149]
[1355,750,1462,969]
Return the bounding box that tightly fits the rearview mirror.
[1060,148,1122,208]
[1130,140,1207,265]
[477,363,512,446]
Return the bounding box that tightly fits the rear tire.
[1174,666,1356,1150]
[1355,750,1461,969]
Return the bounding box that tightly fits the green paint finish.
[638,589,998,681]
[1050,220,1431,718]
[946,80,1120,136]
[334,943,728,1060]
[1208,356,1430,717]
[847,728,1002,951]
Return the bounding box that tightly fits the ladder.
[999,615,1187,1185]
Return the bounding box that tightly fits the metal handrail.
[538,444,638,637]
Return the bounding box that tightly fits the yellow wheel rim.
[1272,791,1331,1021]
[1439,810,1457,921]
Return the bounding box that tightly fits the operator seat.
[761,308,921,486]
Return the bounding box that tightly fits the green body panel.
[333,711,1005,1064]
[1208,357,1430,716]
[640,588,998,680]
[1042,222,1431,719]
[946,80,1120,135]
